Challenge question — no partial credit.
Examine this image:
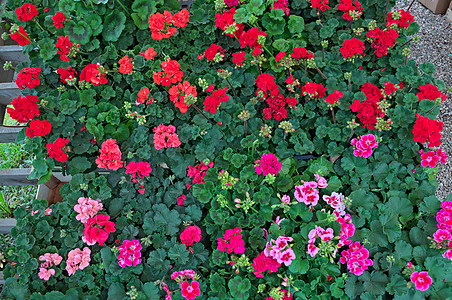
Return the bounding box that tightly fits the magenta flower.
[181,280,200,300]
[255,153,281,176]
[410,271,433,291]
[351,134,378,158]
[117,240,142,267]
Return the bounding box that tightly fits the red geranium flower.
[57,66,77,84]
[7,94,39,123]
[173,9,189,28]
[95,139,123,170]
[15,67,41,89]
[168,81,197,113]
[200,44,225,63]
[15,3,38,22]
[10,25,31,46]
[204,87,229,114]
[118,55,133,74]
[26,119,52,138]
[366,27,399,57]
[232,51,246,67]
[46,137,70,163]
[148,11,177,40]
[52,12,66,29]
[310,0,330,11]
[80,63,107,86]
[215,8,244,38]
[153,59,183,87]
[416,84,446,102]
[275,51,285,62]
[55,36,73,61]
[180,226,202,247]
[386,9,414,29]
[140,47,157,60]
[84,214,116,246]
[340,38,365,60]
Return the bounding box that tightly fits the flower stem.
[348,78,351,92]
[244,120,247,137]
[115,0,131,17]
[315,65,328,80]
[384,0,390,17]
[347,128,355,142]
[322,46,325,62]
[331,108,336,124]
[262,44,274,58]
[18,32,39,49]
[35,20,45,32]
[424,104,437,114]
[400,38,414,48]
[225,78,238,97]
[192,104,214,125]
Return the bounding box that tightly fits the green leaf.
[386,274,407,296]
[68,156,91,174]
[288,257,309,274]
[64,20,92,45]
[108,283,126,300]
[142,282,160,300]
[154,204,181,235]
[102,9,126,42]
[262,13,285,36]
[246,0,265,16]
[168,244,189,264]
[288,15,304,33]
[2,278,29,299]
[234,8,249,23]
[147,248,170,270]
[38,38,57,61]
[228,277,251,300]
[131,0,156,30]
[35,220,54,241]
[394,240,412,262]
[362,271,389,296]
[86,14,103,36]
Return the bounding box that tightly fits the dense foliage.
[1,0,452,299]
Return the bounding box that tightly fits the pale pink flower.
[314,174,328,188]
[74,197,103,224]
[38,267,55,281]
[31,210,38,216]
[44,208,52,215]
[66,247,91,276]
[276,248,296,266]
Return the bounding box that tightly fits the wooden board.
[0,270,4,285]
[0,126,22,143]
[0,218,16,234]
[0,83,20,105]
[0,45,29,65]
[0,168,37,186]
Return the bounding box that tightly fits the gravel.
[394,0,452,199]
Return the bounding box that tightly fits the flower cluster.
[302,81,327,100]
[180,226,202,247]
[308,226,334,257]
[432,201,452,262]
[66,247,91,276]
[323,192,346,217]
[57,66,77,84]
[26,119,52,138]
[217,227,245,254]
[16,67,41,89]
[310,0,330,11]
[350,134,378,158]
[46,137,70,163]
[55,36,80,61]
[324,90,344,107]
[83,214,116,246]
[74,197,103,224]
[264,236,295,266]
[252,251,281,278]
[118,55,133,74]
[386,9,414,29]
[419,148,447,168]
[366,27,398,57]
[148,9,189,40]
[153,59,183,86]
[292,46,315,60]
[169,81,197,113]
[215,7,244,38]
[266,290,293,300]
[272,0,290,15]
[416,84,447,103]
[125,161,152,180]
[294,175,327,208]
[238,27,267,56]
[255,153,281,176]
[204,86,229,114]
[337,214,356,247]
[339,242,373,275]
[338,0,363,20]
[199,44,225,63]
[340,38,365,61]
[117,240,142,267]
[52,12,66,28]
[7,94,40,123]
[412,114,443,147]
[15,3,38,22]
[140,46,157,60]
[80,63,107,86]
[95,139,124,170]
[350,83,383,130]
[187,161,214,184]
[38,253,62,281]
[153,124,181,150]
[10,25,30,46]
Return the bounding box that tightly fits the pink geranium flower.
[411,271,433,291]
[181,280,201,300]
[255,152,282,176]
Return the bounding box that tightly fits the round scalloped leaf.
[64,20,93,45]
[86,14,103,36]
[102,9,126,42]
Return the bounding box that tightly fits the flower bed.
[1,0,452,299]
